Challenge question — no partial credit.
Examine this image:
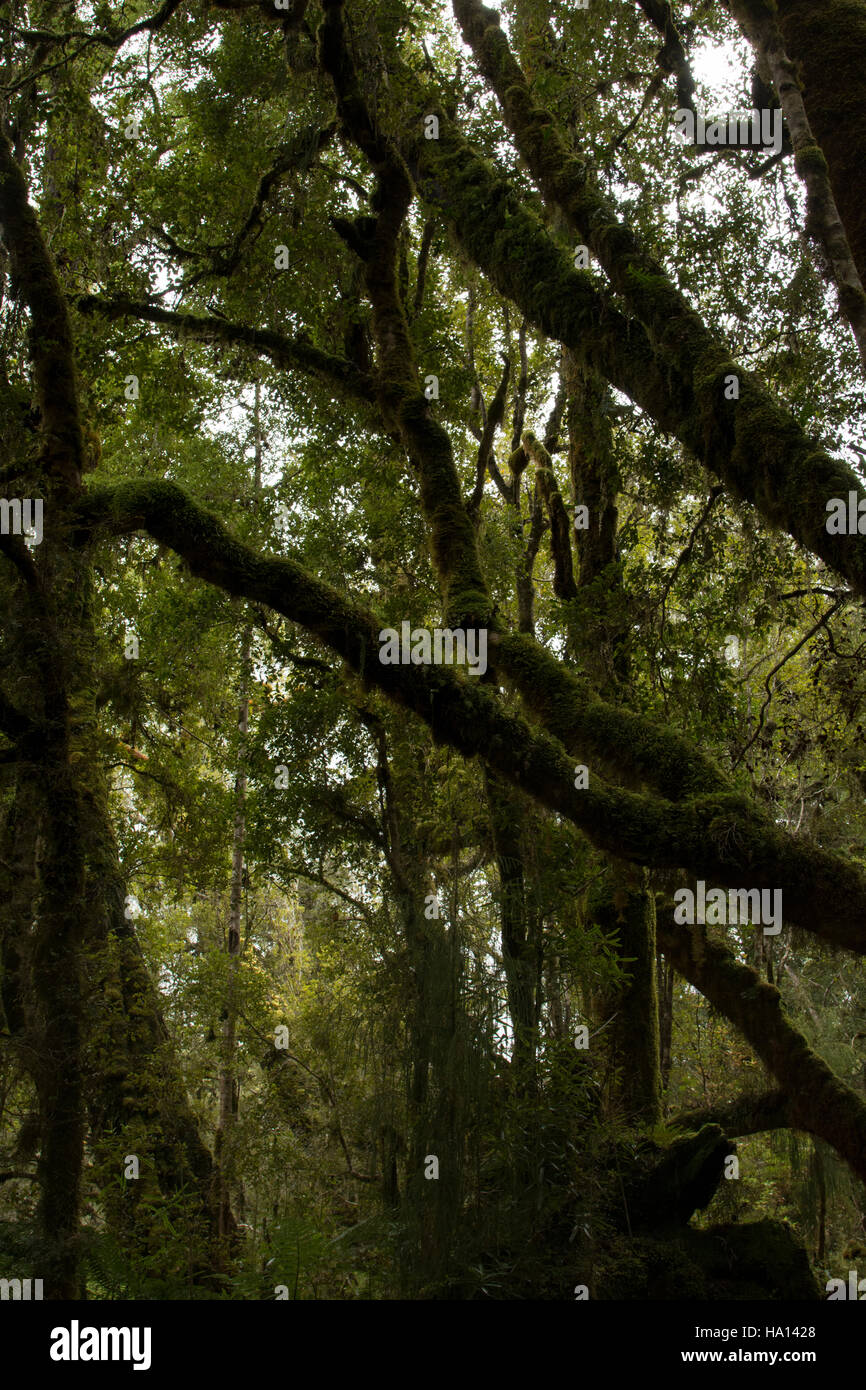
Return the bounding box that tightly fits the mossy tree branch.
[75,478,866,958]
[76,295,376,407]
[657,917,866,1184]
[416,7,866,600]
[407,98,694,441]
[0,0,183,52]
[636,0,699,116]
[78,280,729,804]
[318,0,492,629]
[317,10,747,808]
[75,92,730,815]
[469,354,510,515]
[183,122,339,288]
[523,430,576,601]
[670,1089,791,1137]
[491,629,725,800]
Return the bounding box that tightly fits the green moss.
[795,141,830,180]
[496,629,727,800]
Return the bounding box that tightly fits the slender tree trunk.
[563,348,662,1127]
[214,384,261,1247]
[214,637,249,1243]
[484,769,540,1092]
[657,956,675,1095]
[0,779,39,1042]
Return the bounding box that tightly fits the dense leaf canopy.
[1,0,866,1302]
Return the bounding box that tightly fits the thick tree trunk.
[0,118,88,1300]
[774,0,866,286]
[730,0,866,366]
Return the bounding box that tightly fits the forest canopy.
[1,0,866,1303]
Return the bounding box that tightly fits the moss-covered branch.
[407,97,693,442]
[318,0,492,628]
[428,3,866,599]
[5,0,183,51]
[452,0,719,365]
[201,122,338,283]
[670,1089,791,1137]
[492,630,725,800]
[78,284,734,805]
[75,478,866,956]
[317,13,746,805]
[76,295,375,406]
[469,355,510,514]
[523,430,576,600]
[657,918,866,1183]
[636,0,698,115]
